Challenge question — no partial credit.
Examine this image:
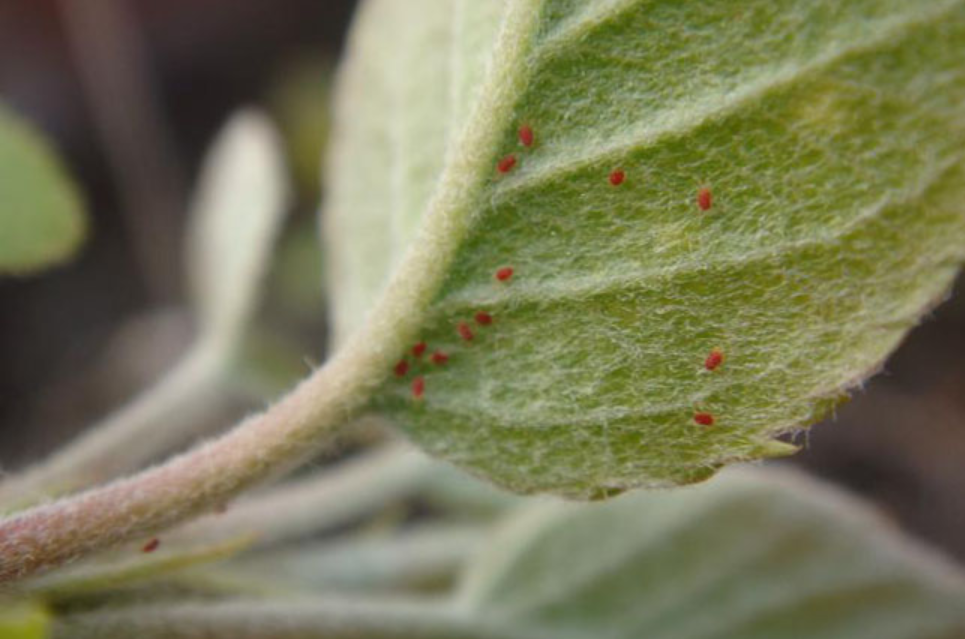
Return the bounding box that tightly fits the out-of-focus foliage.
[0,104,86,275]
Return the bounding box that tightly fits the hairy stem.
[0,340,379,583]
[0,342,225,508]
[0,0,538,584]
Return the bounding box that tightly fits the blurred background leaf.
[0,104,86,275]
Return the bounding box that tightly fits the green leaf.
[0,104,86,275]
[16,536,252,602]
[458,468,965,639]
[0,600,50,639]
[325,0,965,496]
[51,470,965,639]
[187,109,290,349]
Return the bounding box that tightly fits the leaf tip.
[754,439,801,460]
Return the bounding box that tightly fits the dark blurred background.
[1,0,963,564]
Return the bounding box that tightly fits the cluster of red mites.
[394,289,507,399]
[491,126,718,422]
[693,348,726,426]
[497,125,537,174]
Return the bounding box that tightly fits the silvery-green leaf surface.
[0,104,86,275]
[324,0,965,496]
[52,469,965,639]
[457,468,965,639]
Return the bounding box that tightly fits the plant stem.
[0,342,225,508]
[0,338,382,583]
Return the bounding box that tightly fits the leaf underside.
[0,104,86,275]
[325,0,965,497]
[458,468,965,639]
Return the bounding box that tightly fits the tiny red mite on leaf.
[412,376,425,399]
[412,342,427,358]
[394,360,409,377]
[497,154,517,173]
[518,125,534,147]
[705,349,724,371]
[495,267,514,282]
[475,311,493,326]
[458,322,474,341]
[431,350,449,365]
[142,538,160,553]
[609,169,625,186]
[694,412,715,426]
[697,187,713,211]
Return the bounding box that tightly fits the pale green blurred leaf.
[457,468,965,639]
[18,536,252,602]
[187,109,290,348]
[325,0,965,496]
[0,104,86,275]
[51,469,965,639]
[0,600,50,639]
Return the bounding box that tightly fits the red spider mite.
[412,342,427,358]
[495,267,514,282]
[497,154,517,173]
[394,360,409,377]
[697,187,713,211]
[431,350,449,365]
[694,412,715,426]
[705,349,724,371]
[609,169,626,186]
[412,376,425,399]
[458,322,474,341]
[142,538,160,553]
[518,125,534,147]
[475,311,493,326]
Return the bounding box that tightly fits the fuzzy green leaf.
[325,0,965,496]
[458,468,965,639]
[0,104,86,275]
